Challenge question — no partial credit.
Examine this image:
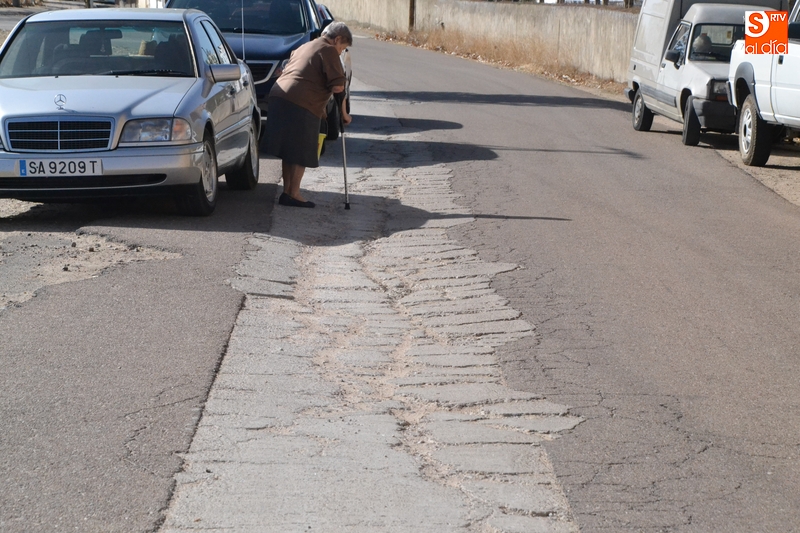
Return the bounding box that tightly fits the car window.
[194,21,221,65]
[307,0,322,28]
[168,0,308,36]
[200,20,232,64]
[689,23,744,62]
[319,6,333,23]
[666,22,691,65]
[0,20,193,78]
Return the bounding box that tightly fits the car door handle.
[779,55,785,65]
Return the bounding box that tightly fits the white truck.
[728,4,800,166]
[626,0,786,146]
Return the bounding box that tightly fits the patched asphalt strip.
[159,80,581,533]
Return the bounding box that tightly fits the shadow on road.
[345,115,464,134]
[658,129,800,170]
[0,108,570,237]
[352,90,631,113]
[0,181,278,235]
[264,187,570,249]
[337,137,498,167]
[0,175,568,246]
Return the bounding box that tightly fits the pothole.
[0,230,180,311]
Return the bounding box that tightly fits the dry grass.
[374,26,626,98]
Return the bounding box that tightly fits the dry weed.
[376,27,626,98]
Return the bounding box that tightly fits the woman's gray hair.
[322,21,353,45]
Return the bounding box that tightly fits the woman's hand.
[342,101,352,126]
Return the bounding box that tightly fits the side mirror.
[310,29,322,40]
[664,50,680,64]
[321,18,333,31]
[209,63,241,83]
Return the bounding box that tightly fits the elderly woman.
[265,22,353,208]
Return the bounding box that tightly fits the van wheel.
[633,90,653,132]
[682,96,701,146]
[739,94,772,167]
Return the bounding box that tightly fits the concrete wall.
[322,0,637,83]
[321,0,413,33]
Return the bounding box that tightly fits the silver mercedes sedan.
[0,8,260,216]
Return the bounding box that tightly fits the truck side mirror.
[664,50,681,66]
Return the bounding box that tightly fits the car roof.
[683,3,774,25]
[25,8,192,24]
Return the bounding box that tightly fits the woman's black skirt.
[264,96,321,168]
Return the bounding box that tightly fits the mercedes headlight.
[120,118,192,144]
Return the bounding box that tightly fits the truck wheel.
[682,96,701,146]
[739,94,772,167]
[633,90,653,132]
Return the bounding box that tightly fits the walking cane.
[337,96,351,210]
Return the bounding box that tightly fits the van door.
[656,22,691,120]
[655,22,691,121]
[630,7,669,108]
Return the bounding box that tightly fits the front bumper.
[0,142,205,201]
[693,98,737,133]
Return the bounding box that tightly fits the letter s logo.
[746,11,770,38]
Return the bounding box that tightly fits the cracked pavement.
[160,83,581,532]
[4,29,800,533]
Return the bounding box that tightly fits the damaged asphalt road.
[5,31,800,533]
[0,185,277,532]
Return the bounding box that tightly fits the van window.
[689,24,745,62]
[665,22,690,65]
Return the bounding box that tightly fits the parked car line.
[0,8,261,215]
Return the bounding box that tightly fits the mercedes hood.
[0,76,197,119]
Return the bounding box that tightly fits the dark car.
[165,0,328,116]
[317,3,333,22]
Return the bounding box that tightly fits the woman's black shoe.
[279,193,315,208]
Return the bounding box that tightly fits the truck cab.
[626,0,787,146]
[728,4,800,165]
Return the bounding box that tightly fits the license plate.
[18,159,103,177]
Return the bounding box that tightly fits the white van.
[625,0,787,145]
